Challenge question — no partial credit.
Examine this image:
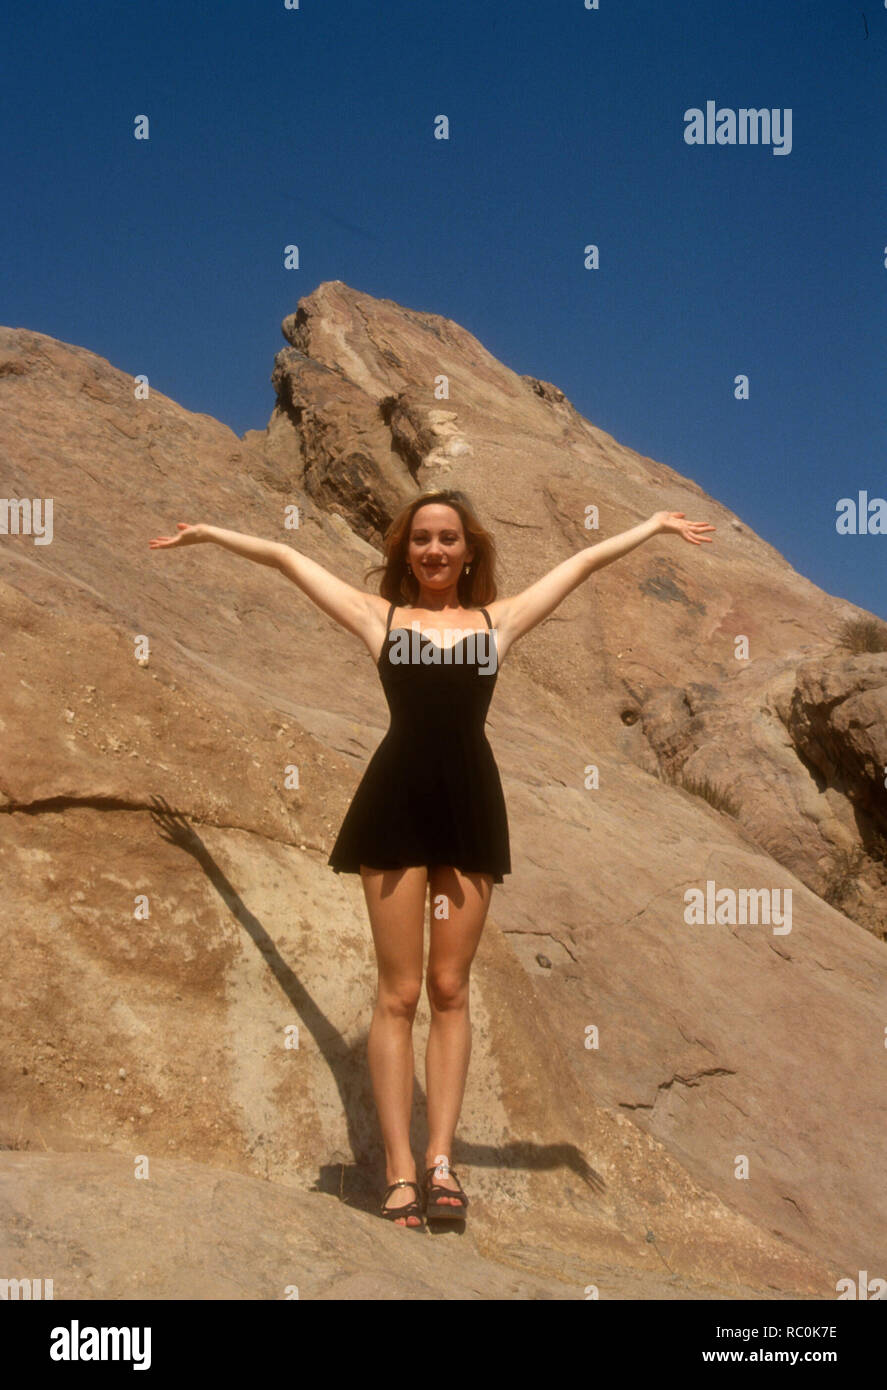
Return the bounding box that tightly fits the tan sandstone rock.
[0,282,883,1298]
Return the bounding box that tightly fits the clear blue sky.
[3,0,885,617]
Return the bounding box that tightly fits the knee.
[426,970,469,1012]
[377,980,422,1020]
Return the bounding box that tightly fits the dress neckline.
[378,608,495,666]
[386,605,490,634]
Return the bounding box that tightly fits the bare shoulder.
[357,593,394,661]
[481,598,510,625]
[479,598,515,663]
[481,597,515,640]
[360,592,393,634]
[363,593,392,621]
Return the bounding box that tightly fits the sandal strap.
[423,1165,468,1205]
[381,1178,421,1208]
[424,1164,463,1186]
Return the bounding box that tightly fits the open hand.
[148,523,207,550]
[653,511,716,545]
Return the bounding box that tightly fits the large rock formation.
[0,282,884,1298]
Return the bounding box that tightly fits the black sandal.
[380,1178,424,1228]
[424,1165,469,1221]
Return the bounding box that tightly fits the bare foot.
[383,1178,421,1227]
[425,1161,465,1207]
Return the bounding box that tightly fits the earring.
[464,564,471,574]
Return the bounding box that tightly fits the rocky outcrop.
[0,1152,822,1300]
[636,654,887,938]
[0,282,884,1298]
[781,656,887,820]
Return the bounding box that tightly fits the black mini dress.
[327,601,511,883]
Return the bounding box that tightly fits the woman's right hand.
[148,523,209,550]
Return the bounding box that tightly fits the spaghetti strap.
[384,601,396,635]
[479,607,492,629]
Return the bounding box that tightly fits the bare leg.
[424,867,493,1205]
[360,864,427,1225]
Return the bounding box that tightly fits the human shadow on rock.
[148,795,606,1214]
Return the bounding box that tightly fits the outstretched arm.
[148,523,379,641]
[497,511,714,648]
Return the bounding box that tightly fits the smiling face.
[406,503,474,596]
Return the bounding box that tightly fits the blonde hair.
[365,488,498,605]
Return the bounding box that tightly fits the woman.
[150,489,713,1229]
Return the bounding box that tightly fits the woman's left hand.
[652,511,716,545]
